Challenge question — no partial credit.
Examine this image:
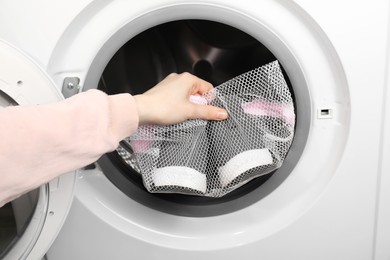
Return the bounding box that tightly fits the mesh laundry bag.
[119,60,295,197]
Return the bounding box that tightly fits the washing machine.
[0,0,389,259]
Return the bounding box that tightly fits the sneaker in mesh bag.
[206,61,295,196]
[127,119,209,195]
[206,96,275,196]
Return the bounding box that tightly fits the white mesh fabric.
[118,60,295,197]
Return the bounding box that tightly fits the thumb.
[189,104,228,121]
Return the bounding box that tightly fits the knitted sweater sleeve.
[0,89,139,206]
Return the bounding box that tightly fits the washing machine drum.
[98,20,296,216]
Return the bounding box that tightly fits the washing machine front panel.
[0,0,386,259]
[374,27,390,259]
[0,0,94,71]
[0,40,76,260]
[44,1,387,259]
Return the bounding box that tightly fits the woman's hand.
[133,72,228,125]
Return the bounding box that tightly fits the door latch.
[62,77,80,98]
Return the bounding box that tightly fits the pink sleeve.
[0,89,139,206]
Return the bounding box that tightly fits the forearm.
[0,89,138,206]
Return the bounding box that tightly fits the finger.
[180,72,213,94]
[193,78,213,94]
[188,104,228,121]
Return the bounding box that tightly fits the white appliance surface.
[0,0,389,259]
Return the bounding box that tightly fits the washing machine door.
[0,40,75,260]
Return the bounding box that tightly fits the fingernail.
[217,110,228,120]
